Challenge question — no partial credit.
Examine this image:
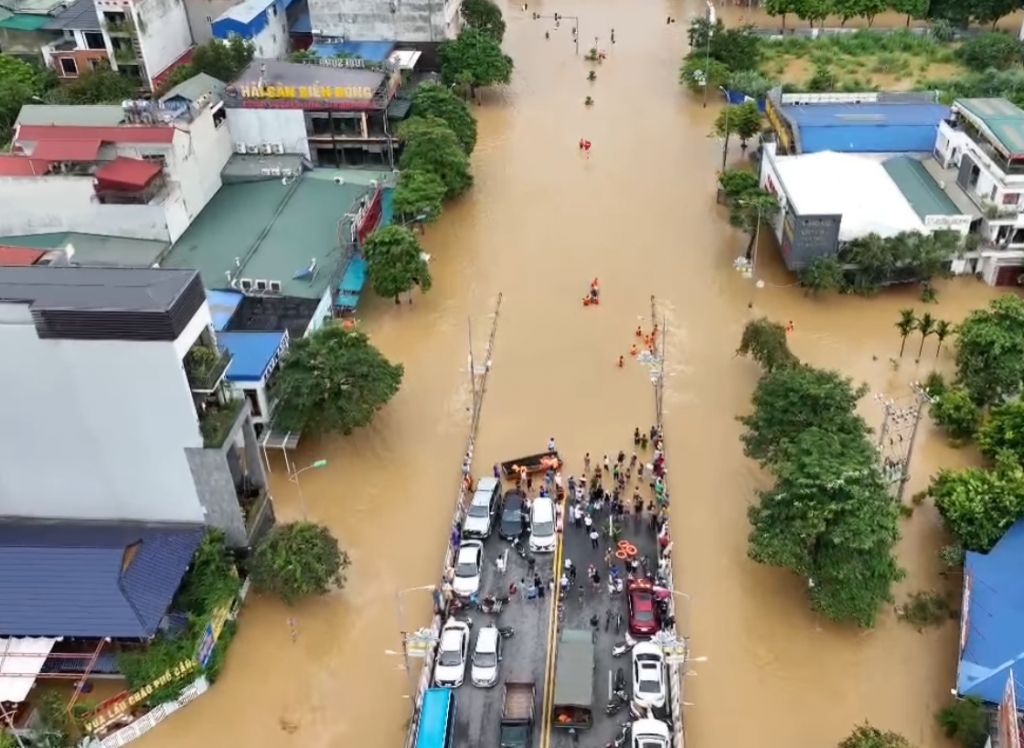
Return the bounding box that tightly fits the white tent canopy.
[774,151,925,242]
[0,637,60,703]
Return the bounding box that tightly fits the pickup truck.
[499,680,535,748]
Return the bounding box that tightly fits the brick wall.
[53,49,112,79]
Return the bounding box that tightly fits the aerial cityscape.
[0,0,1023,748]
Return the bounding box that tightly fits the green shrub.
[930,387,980,442]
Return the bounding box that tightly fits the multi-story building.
[39,0,113,81]
[209,0,290,58]
[935,97,1024,285]
[307,0,462,46]
[0,84,233,244]
[93,0,194,90]
[0,264,274,548]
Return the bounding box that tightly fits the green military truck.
[550,629,595,730]
[499,680,536,748]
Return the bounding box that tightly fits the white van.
[529,497,556,552]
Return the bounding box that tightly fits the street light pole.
[719,89,730,172]
[392,585,438,713]
[287,459,327,519]
[701,1,715,108]
[667,589,693,638]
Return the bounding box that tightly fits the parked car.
[631,643,667,709]
[499,491,526,540]
[528,497,556,552]
[471,625,503,687]
[464,477,500,538]
[630,718,671,748]
[433,619,471,687]
[627,580,660,637]
[452,540,484,596]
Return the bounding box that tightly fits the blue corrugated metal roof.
[212,0,283,40]
[415,688,454,748]
[781,102,950,154]
[207,289,243,331]
[0,522,203,638]
[219,331,286,382]
[309,41,395,62]
[958,520,1024,708]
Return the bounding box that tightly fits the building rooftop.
[162,174,371,299]
[0,265,201,313]
[224,59,389,108]
[221,153,305,183]
[882,155,961,220]
[208,289,243,330]
[15,104,123,128]
[225,295,320,341]
[41,0,99,30]
[779,101,950,154]
[0,247,44,266]
[0,520,202,638]
[955,98,1024,159]
[160,73,227,105]
[309,40,395,62]
[0,232,168,267]
[220,330,287,381]
[16,124,175,145]
[217,0,277,24]
[0,12,50,30]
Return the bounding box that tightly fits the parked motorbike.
[614,667,626,693]
[479,595,510,614]
[510,536,532,562]
[498,626,515,639]
[612,634,637,657]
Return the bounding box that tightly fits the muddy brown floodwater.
[136,4,1021,748]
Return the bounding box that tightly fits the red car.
[627,580,661,637]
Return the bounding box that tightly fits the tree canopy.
[399,116,474,198]
[930,386,981,442]
[45,65,136,105]
[392,169,446,224]
[977,400,1024,466]
[271,325,404,435]
[729,188,779,258]
[250,522,350,605]
[930,452,1024,553]
[363,225,433,303]
[839,723,915,748]
[715,101,763,153]
[736,318,798,373]
[411,81,478,154]
[0,55,45,144]
[439,28,514,91]
[163,37,254,92]
[460,0,506,43]
[954,294,1024,406]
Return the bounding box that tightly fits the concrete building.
[210,0,291,58]
[0,87,232,244]
[934,97,1024,285]
[93,0,194,90]
[307,0,462,45]
[0,0,66,57]
[39,0,111,82]
[223,57,402,166]
[0,265,275,548]
[765,90,950,156]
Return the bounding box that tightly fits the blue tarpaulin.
[336,256,367,310]
[779,102,950,154]
[722,89,766,113]
[957,519,1024,708]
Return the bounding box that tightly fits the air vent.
[269,280,282,292]
[240,278,253,291]
[254,280,268,291]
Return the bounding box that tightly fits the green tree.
[839,723,915,748]
[399,116,474,198]
[895,309,917,357]
[916,311,936,358]
[680,56,730,93]
[736,318,798,372]
[363,225,433,303]
[685,19,761,70]
[411,81,478,154]
[163,37,254,91]
[718,168,759,201]
[174,530,240,617]
[0,55,47,144]
[250,522,350,605]
[934,320,952,357]
[439,28,514,93]
[799,255,845,295]
[793,0,835,28]
[763,0,800,30]
[970,0,1021,27]
[392,169,446,224]
[930,452,1024,552]
[748,426,903,626]
[739,364,870,467]
[958,32,1023,71]
[460,0,506,43]
[860,0,888,25]
[936,697,989,748]
[955,294,1024,406]
[729,100,763,150]
[930,387,981,442]
[833,0,868,24]
[44,65,136,105]
[977,400,1024,465]
[271,325,404,435]
[729,188,779,259]
[890,0,929,25]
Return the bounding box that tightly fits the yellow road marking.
[539,488,568,748]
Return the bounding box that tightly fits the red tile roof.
[17,124,175,145]
[0,156,52,176]
[94,157,162,191]
[0,247,45,266]
[31,140,102,161]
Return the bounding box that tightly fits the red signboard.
[999,670,1021,748]
[237,99,377,111]
[357,188,383,244]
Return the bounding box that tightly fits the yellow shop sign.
[84,659,198,733]
[765,99,792,152]
[240,84,374,101]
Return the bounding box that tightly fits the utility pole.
[467,317,477,405]
[874,384,931,502]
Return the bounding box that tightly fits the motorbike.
[614,667,626,693]
[510,536,532,561]
[498,626,515,639]
[479,595,510,614]
[612,634,637,657]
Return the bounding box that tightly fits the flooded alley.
[136,3,1016,748]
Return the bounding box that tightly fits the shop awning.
[31,139,101,161]
[0,637,60,703]
[94,157,162,191]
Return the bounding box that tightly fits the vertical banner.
[960,571,972,658]
[999,670,1021,748]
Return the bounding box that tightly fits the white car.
[631,643,667,709]
[433,619,471,687]
[452,540,484,596]
[528,497,556,552]
[470,625,502,687]
[463,478,499,538]
[631,718,671,748]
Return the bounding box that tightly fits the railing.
[113,48,138,64]
[242,487,272,540]
[199,398,244,449]
[105,19,134,35]
[185,347,232,393]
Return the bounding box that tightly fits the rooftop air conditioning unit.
[270,167,281,176]
[235,142,247,154]
[246,144,259,154]
[269,280,282,292]
[260,143,273,155]
[260,168,272,176]
[254,279,268,291]
[271,143,284,154]
[240,278,254,291]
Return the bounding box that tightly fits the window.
[83,31,105,49]
[1003,192,1019,205]
[206,14,212,22]
[59,57,78,76]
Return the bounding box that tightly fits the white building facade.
[94,0,194,89]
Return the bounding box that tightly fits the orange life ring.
[617,540,630,550]
[624,543,638,556]
[615,549,629,560]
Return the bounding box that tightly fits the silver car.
[471,625,502,687]
[463,477,500,538]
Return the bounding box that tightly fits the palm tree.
[934,320,952,358]
[895,309,917,357]
[917,312,936,358]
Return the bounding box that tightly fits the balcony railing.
[199,397,245,449]
[242,487,272,540]
[105,19,134,35]
[185,345,232,393]
[113,47,138,64]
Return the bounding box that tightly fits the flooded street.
[138,3,1017,748]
